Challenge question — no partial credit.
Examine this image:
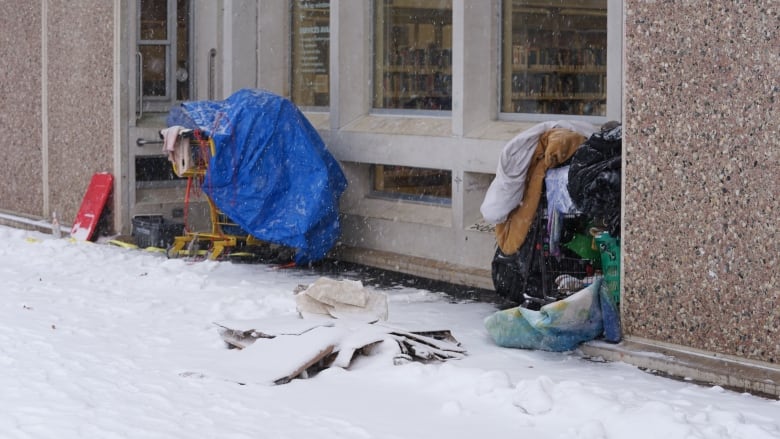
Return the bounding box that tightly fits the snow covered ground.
[1,224,778,439]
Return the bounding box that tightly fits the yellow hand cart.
[164,129,291,263]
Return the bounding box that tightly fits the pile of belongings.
[209,277,466,385]
[164,89,347,264]
[480,121,622,351]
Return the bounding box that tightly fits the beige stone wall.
[47,0,114,223]
[0,2,43,216]
[0,1,113,225]
[623,2,779,364]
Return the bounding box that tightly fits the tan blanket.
[495,128,586,255]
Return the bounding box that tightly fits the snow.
[68,224,90,241]
[1,225,778,439]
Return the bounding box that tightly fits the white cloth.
[545,166,579,256]
[160,126,193,177]
[161,126,184,153]
[480,120,596,225]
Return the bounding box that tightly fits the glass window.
[372,165,452,204]
[137,0,191,112]
[371,1,453,203]
[290,1,330,107]
[501,0,607,116]
[373,0,452,111]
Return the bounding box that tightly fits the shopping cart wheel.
[166,245,179,259]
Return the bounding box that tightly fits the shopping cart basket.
[164,129,288,262]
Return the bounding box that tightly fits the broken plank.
[230,325,348,385]
[274,344,335,385]
[214,316,335,349]
[380,325,467,354]
[330,329,388,369]
[389,334,466,362]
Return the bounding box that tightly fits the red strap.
[275,261,297,269]
[183,176,193,233]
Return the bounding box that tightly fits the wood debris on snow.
[214,315,336,350]
[213,318,465,385]
[210,277,466,385]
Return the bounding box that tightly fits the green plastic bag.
[595,232,620,303]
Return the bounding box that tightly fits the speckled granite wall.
[0,1,113,224]
[0,2,43,216]
[47,1,114,223]
[623,2,779,364]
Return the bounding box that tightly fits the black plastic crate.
[132,215,184,248]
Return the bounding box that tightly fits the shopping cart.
[492,189,599,310]
[160,90,347,265]
[164,129,288,262]
[521,203,598,309]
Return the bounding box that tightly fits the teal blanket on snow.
[484,278,605,352]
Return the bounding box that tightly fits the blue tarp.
[167,89,347,264]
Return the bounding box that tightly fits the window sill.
[465,120,539,141]
[341,196,451,228]
[342,114,452,137]
[301,111,330,130]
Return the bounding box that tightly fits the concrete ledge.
[580,337,780,399]
[331,246,494,291]
[0,210,60,235]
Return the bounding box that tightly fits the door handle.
[136,138,163,147]
[208,48,217,100]
[136,51,144,121]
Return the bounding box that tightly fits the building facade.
[0,1,777,395]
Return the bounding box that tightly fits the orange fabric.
[495,128,586,255]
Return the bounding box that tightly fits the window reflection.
[373,0,452,111]
[372,165,452,203]
[501,0,607,115]
[291,0,330,107]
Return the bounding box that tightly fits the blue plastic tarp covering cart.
[167,89,347,264]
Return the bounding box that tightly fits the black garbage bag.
[567,123,622,236]
[491,202,545,306]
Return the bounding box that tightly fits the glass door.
[128,0,209,231]
[137,0,192,115]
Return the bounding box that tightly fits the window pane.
[135,156,182,183]
[373,0,452,110]
[136,0,191,108]
[291,0,330,107]
[372,165,452,203]
[501,0,607,116]
[140,0,168,41]
[139,45,167,97]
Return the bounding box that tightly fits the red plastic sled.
[71,172,114,241]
